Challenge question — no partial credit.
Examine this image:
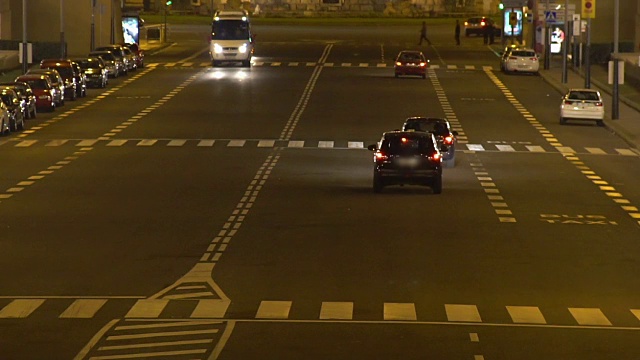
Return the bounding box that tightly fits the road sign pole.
[543,0,550,69]
[612,0,619,119]
[561,0,568,83]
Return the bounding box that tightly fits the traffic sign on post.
[582,0,596,18]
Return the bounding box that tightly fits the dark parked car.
[70,61,87,97]
[77,57,108,88]
[402,117,458,167]
[122,42,144,68]
[464,17,500,37]
[95,45,129,75]
[367,131,444,194]
[26,68,64,106]
[15,74,56,112]
[0,82,37,119]
[0,87,26,132]
[89,51,122,78]
[40,59,80,101]
[394,50,428,79]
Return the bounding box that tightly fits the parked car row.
[0,43,144,136]
[366,117,459,194]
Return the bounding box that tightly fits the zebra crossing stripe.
[320,302,353,320]
[445,304,482,322]
[467,144,485,151]
[77,139,98,147]
[288,140,304,148]
[0,299,45,318]
[46,140,69,146]
[60,299,107,318]
[125,299,169,318]
[197,140,215,147]
[191,299,229,318]
[257,140,275,147]
[616,149,637,156]
[384,303,417,321]
[107,140,127,146]
[526,145,545,152]
[227,140,246,147]
[16,140,37,147]
[568,308,612,326]
[137,139,157,146]
[506,306,547,324]
[318,141,334,148]
[348,141,364,148]
[256,301,292,319]
[496,144,515,152]
[167,140,187,147]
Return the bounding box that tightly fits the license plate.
[396,158,419,167]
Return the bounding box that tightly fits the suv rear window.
[381,136,433,155]
[405,121,449,135]
[400,53,423,62]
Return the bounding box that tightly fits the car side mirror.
[452,131,459,136]
[367,144,377,151]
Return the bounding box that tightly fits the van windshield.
[212,20,250,40]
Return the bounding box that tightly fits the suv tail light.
[419,62,426,67]
[595,102,603,106]
[428,153,442,162]
[443,135,454,145]
[564,100,573,105]
[395,62,402,66]
[375,151,388,161]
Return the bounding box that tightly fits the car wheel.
[432,175,443,194]
[596,120,605,127]
[373,174,383,193]
[559,117,567,125]
[242,60,251,67]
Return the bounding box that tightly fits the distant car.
[89,51,121,78]
[502,48,539,74]
[367,131,444,194]
[77,57,108,88]
[15,74,56,112]
[0,82,37,119]
[394,50,428,79]
[26,68,65,106]
[465,17,499,37]
[122,42,144,68]
[40,59,79,101]
[560,88,605,126]
[121,47,137,72]
[0,87,26,132]
[402,117,458,167]
[0,100,10,135]
[70,61,88,97]
[95,45,129,75]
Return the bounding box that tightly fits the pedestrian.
[419,21,431,46]
[488,22,495,44]
[454,20,460,46]
[483,23,489,44]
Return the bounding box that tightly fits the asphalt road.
[0,22,639,359]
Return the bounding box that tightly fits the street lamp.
[60,0,66,58]
[21,0,28,74]
[164,1,172,42]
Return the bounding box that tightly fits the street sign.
[538,3,575,21]
[573,14,581,35]
[582,0,596,18]
[545,11,557,23]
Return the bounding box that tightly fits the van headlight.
[239,44,247,53]
[214,43,223,54]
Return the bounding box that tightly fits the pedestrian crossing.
[147,61,496,71]
[1,138,637,156]
[2,297,640,327]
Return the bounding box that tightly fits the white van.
[209,10,255,67]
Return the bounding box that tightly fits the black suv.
[402,117,458,167]
[367,131,444,194]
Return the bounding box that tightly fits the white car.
[560,88,605,126]
[502,48,539,74]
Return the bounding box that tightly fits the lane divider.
[428,68,516,223]
[485,69,640,227]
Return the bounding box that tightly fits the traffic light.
[498,3,504,10]
[166,0,172,5]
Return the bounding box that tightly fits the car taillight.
[481,21,486,26]
[564,100,573,105]
[395,61,402,66]
[429,153,441,162]
[530,57,538,61]
[595,102,603,106]
[443,136,454,145]
[375,151,388,161]
[419,62,426,67]
[509,56,517,60]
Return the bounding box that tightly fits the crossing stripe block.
[197,140,215,147]
[167,140,187,147]
[568,308,612,326]
[256,301,291,319]
[191,299,229,318]
[0,299,45,318]
[125,299,168,318]
[288,141,304,148]
[506,306,546,324]
[318,141,334,148]
[227,140,246,147]
[60,299,107,318]
[320,302,353,320]
[445,304,482,322]
[384,303,417,321]
[258,140,275,148]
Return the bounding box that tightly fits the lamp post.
[21,0,28,74]
[60,0,66,58]
[612,0,619,119]
[561,0,568,83]
[91,0,96,51]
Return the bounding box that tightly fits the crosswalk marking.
[525,145,545,152]
[384,303,417,321]
[167,139,187,147]
[97,339,213,351]
[0,299,45,318]
[320,302,354,320]
[631,309,640,321]
[256,301,292,319]
[348,141,364,148]
[137,139,157,146]
[77,139,98,147]
[585,147,607,155]
[16,140,37,147]
[445,304,482,322]
[191,300,229,318]
[227,140,246,147]
[557,146,576,153]
[568,308,612,326]
[197,140,215,147]
[257,140,275,147]
[506,306,547,324]
[107,140,127,146]
[288,140,304,148]
[318,141,334,148]
[467,144,485,151]
[46,140,68,146]
[125,299,169,318]
[496,144,515,152]
[60,299,107,318]
[616,148,637,156]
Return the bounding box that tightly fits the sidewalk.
[538,61,640,150]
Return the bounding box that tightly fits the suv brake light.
[375,151,388,161]
[595,102,603,106]
[429,153,441,162]
[443,136,454,145]
[564,100,573,105]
